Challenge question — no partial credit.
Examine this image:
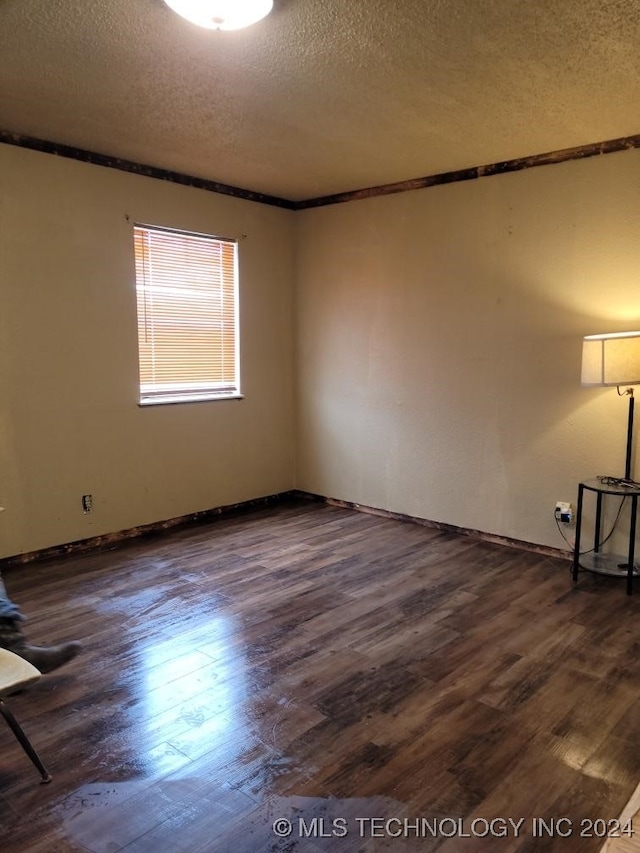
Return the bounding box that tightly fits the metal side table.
[572,479,640,595]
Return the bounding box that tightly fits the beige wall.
[295,149,640,549]
[0,145,295,558]
[3,142,640,560]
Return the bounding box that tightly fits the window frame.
[133,222,242,407]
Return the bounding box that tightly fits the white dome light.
[163,0,273,31]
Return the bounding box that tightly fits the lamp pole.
[625,389,635,481]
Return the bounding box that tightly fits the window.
[133,224,240,405]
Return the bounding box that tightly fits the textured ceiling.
[1,0,640,201]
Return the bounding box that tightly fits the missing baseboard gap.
[1,488,568,568]
[294,490,570,562]
[0,490,300,568]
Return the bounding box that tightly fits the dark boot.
[0,617,81,674]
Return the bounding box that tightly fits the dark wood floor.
[1,498,640,852]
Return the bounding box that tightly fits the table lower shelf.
[576,552,640,578]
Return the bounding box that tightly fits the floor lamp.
[582,331,640,482]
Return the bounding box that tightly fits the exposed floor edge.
[0,491,298,568]
[1,489,570,569]
[292,490,571,561]
[599,779,640,852]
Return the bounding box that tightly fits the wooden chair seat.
[0,648,51,783]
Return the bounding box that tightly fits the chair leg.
[0,698,52,783]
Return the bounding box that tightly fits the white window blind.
[134,224,240,405]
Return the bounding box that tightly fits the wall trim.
[294,133,640,209]
[2,128,640,212]
[292,490,571,561]
[0,129,296,210]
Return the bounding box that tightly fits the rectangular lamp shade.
[582,331,640,386]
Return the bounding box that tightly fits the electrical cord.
[557,495,627,563]
[597,475,640,489]
[555,516,573,549]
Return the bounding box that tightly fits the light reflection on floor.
[133,616,250,778]
[56,787,416,852]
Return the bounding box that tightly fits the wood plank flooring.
[1,498,640,852]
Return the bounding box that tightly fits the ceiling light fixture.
[163,0,273,30]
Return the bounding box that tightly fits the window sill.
[139,394,244,407]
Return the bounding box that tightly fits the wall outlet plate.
[555,501,573,523]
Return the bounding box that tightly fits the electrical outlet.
[554,501,573,524]
[82,494,93,513]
